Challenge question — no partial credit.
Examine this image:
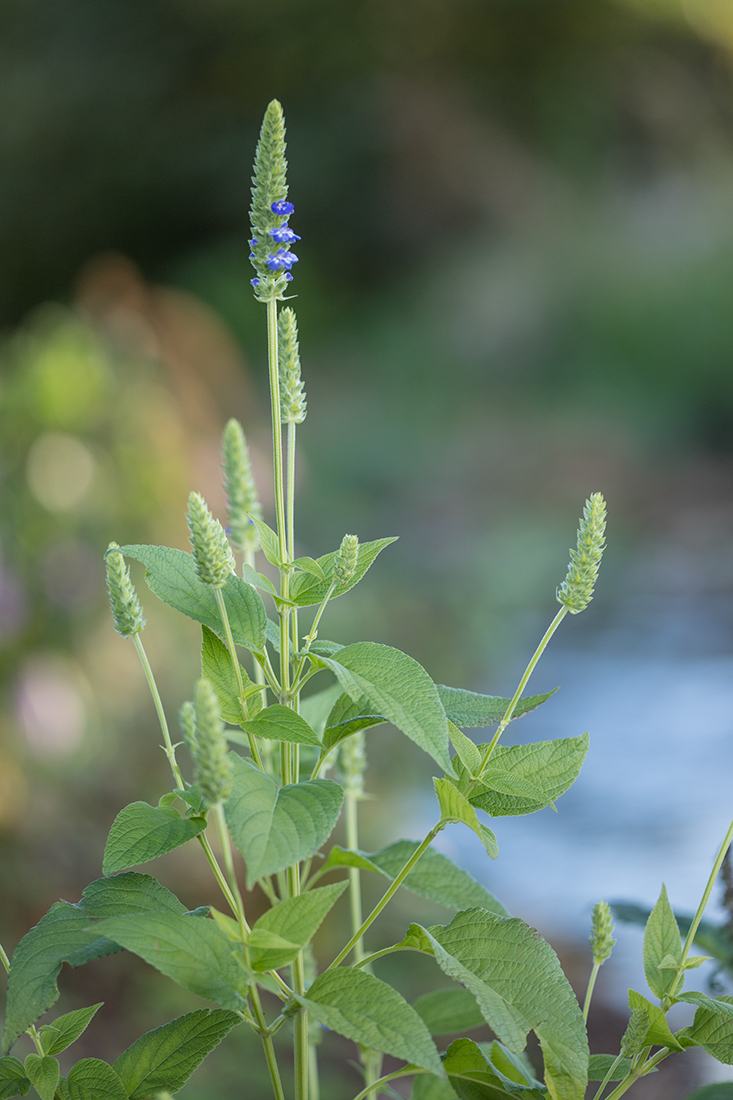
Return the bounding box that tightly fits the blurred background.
[2,0,733,1095]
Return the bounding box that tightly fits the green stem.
[293,581,336,688]
[267,297,287,568]
[583,961,600,1024]
[590,1053,627,1100]
[350,1068,427,1100]
[345,787,366,966]
[0,941,9,973]
[472,606,568,787]
[328,824,443,969]
[668,815,733,1000]
[214,587,264,771]
[132,633,184,788]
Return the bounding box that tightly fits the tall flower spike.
[192,678,232,807]
[105,542,145,638]
[187,492,235,588]
[222,419,262,554]
[179,700,198,756]
[589,900,616,965]
[333,534,359,586]
[249,100,299,300]
[557,492,607,614]
[278,308,307,424]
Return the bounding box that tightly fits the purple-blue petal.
[271,200,295,216]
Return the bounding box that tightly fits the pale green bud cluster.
[334,534,359,586]
[589,900,616,965]
[222,419,262,554]
[620,1007,648,1057]
[278,308,307,424]
[557,492,607,614]
[105,542,145,638]
[187,679,232,807]
[340,731,366,799]
[187,492,235,588]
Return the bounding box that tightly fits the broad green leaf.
[643,885,682,999]
[310,846,387,885]
[248,882,348,970]
[299,685,343,737]
[250,517,281,567]
[468,736,589,818]
[627,990,683,1051]
[418,910,589,1100]
[289,537,397,607]
[412,1077,458,1100]
[242,704,321,746]
[434,779,498,859]
[23,1056,58,1100]
[443,1038,545,1099]
[487,1043,545,1091]
[3,873,188,1052]
[225,755,344,887]
[119,545,266,652]
[56,1059,127,1100]
[102,803,206,877]
[437,686,557,729]
[611,904,733,968]
[323,693,386,750]
[0,1057,30,1100]
[242,563,278,598]
[201,626,262,724]
[94,914,247,1011]
[680,993,733,1064]
[308,639,345,657]
[321,643,451,772]
[295,967,444,1076]
[684,1087,733,1099]
[587,1055,631,1082]
[369,840,508,914]
[38,1004,103,1056]
[113,1009,240,1099]
[448,721,481,776]
[414,989,485,1034]
[293,556,327,580]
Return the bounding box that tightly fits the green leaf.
[627,990,683,1051]
[119,545,266,652]
[225,755,344,888]
[417,910,589,1100]
[250,517,281,567]
[201,626,263,724]
[55,1060,127,1100]
[0,1057,30,1100]
[242,704,321,746]
[448,722,482,776]
[320,643,451,772]
[294,967,444,1076]
[586,1054,631,1082]
[437,686,557,729]
[289,537,397,607]
[93,913,246,1011]
[368,840,508,914]
[23,1056,58,1100]
[684,1087,733,1099]
[643,885,682,999]
[467,736,589,818]
[611,904,733,969]
[414,989,485,1035]
[113,1009,240,1099]
[37,1004,103,1056]
[242,563,278,598]
[3,873,188,1053]
[442,1038,546,1099]
[249,882,348,970]
[434,779,498,859]
[323,693,386,750]
[412,1077,458,1100]
[102,803,207,877]
[680,993,733,1064]
[293,556,327,580]
[299,685,344,738]
[311,846,387,884]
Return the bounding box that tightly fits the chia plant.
[2,99,733,1100]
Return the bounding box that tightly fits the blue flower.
[265,249,299,272]
[271,200,295,216]
[268,226,301,244]
[250,277,260,286]
[285,272,294,282]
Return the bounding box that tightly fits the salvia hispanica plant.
[2,98,733,1100]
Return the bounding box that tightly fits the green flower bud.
[192,678,232,807]
[105,542,145,638]
[333,534,359,587]
[340,730,366,799]
[620,1006,648,1058]
[187,491,235,588]
[222,419,262,554]
[179,700,197,755]
[557,492,607,614]
[278,308,307,424]
[589,900,616,965]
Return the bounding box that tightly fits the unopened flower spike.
[278,307,307,424]
[222,419,262,553]
[589,900,616,965]
[249,100,300,300]
[179,700,197,756]
[620,1007,649,1058]
[192,678,232,807]
[187,491,235,588]
[334,534,359,586]
[105,542,145,638]
[557,492,607,614]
